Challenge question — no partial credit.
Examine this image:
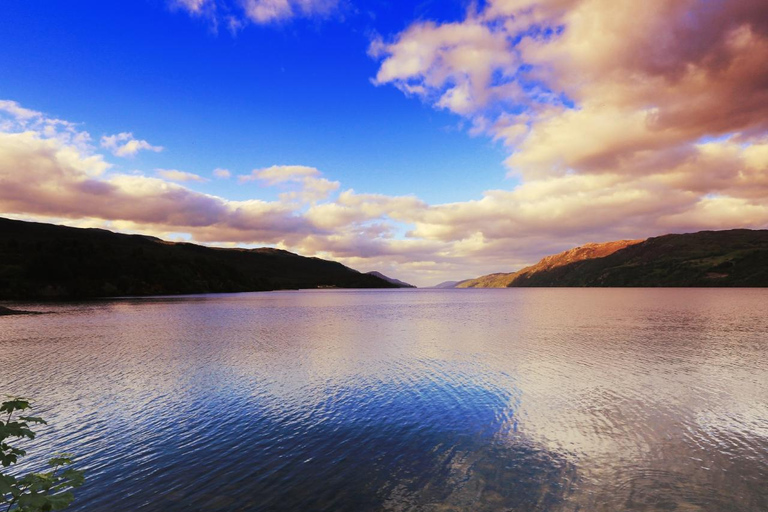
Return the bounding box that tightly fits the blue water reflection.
[1,289,767,511]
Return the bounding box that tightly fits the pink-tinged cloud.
[0,130,319,245]
[372,0,768,178]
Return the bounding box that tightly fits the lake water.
[1,289,767,511]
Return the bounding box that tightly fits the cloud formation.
[101,132,163,157]
[170,0,338,29]
[372,0,768,177]
[0,104,319,246]
[0,100,92,151]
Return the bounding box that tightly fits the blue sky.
[1,0,766,286]
[0,0,511,204]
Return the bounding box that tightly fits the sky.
[1,0,767,286]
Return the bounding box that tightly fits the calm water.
[1,289,767,511]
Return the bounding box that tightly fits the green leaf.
[18,417,47,425]
[0,473,17,495]
[47,457,73,468]
[59,469,84,488]
[0,399,31,414]
[46,491,75,510]
[0,400,85,511]
[18,490,50,509]
[1,452,21,466]
[3,423,37,440]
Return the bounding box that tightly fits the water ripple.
[1,289,766,511]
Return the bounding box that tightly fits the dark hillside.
[0,217,398,299]
[510,230,768,287]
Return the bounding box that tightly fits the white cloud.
[240,164,320,184]
[169,0,338,28]
[0,100,40,121]
[242,0,292,23]
[240,165,340,203]
[100,132,163,157]
[173,0,212,14]
[156,169,209,183]
[213,167,231,179]
[0,99,92,151]
[371,19,520,116]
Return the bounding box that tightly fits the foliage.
[0,399,84,512]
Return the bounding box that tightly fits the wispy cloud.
[169,0,339,30]
[101,132,163,157]
[213,168,231,179]
[240,165,320,184]
[156,169,209,183]
[0,100,40,121]
[240,165,340,203]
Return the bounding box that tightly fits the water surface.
[1,289,767,511]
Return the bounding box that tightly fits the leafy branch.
[0,399,84,512]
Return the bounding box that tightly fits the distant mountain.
[458,230,768,287]
[431,280,463,289]
[0,217,399,299]
[366,271,415,288]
